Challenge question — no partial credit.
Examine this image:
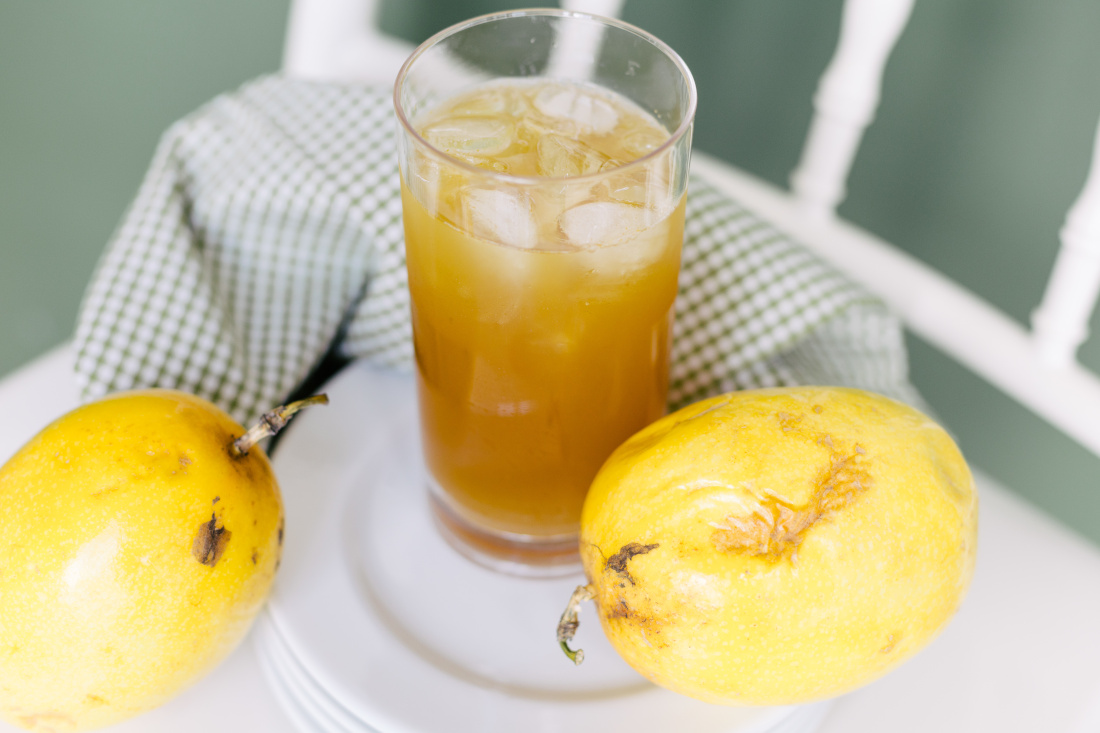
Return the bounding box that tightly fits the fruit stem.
[557,584,596,665]
[232,394,329,456]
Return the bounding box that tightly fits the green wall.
[2,1,1099,542]
[0,1,289,371]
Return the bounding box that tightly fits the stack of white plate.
[254,361,832,733]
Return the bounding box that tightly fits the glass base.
[427,485,582,579]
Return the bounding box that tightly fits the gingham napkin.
[73,76,919,425]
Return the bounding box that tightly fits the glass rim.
[393,7,698,186]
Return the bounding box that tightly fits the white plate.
[256,615,371,733]
[261,360,827,733]
[256,624,342,733]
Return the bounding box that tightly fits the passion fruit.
[560,386,977,705]
[0,391,324,731]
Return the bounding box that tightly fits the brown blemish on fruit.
[251,550,258,565]
[192,513,231,567]
[711,438,871,563]
[597,542,670,647]
[605,542,658,585]
[880,632,901,654]
[776,412,802,432]
[600,592,667,647]
[90,485,121,498]
[608,597,634,619]
[227,440,261,483]
[278,519,284,547]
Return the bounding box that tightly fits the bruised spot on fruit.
[605,542,658,585]
[251,550,258,565]
[278,519,284,547]
[711,443,871,563]
[191,513,231,567]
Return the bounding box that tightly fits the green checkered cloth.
[73,76,919,425]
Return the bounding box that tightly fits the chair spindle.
[790,0,916,219]
[560,0,625,17]
[1031,117,1100,367]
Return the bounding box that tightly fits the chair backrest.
[282,0,1100,460]
[786,0,1100,459]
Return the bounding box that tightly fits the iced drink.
[404,81,683,543]
[395,10,695,573]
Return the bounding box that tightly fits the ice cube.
[447,88,512,117]
[463,188,538,249]
[604,161,674,211]
[620,128,667,158]
[558,201,648,248]
[537,135,609,178]
[448,152,510,173]
[604,166,660,206]
[421,116,515,157]
[607,179,648,206]
[533,85,618,134]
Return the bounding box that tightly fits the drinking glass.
[394,9,695,575]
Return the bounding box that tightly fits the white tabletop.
[1,346,1099,733]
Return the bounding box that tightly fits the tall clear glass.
[395,9,696,575]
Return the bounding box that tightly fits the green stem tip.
[557,584,596,666]
[232,394,329,456]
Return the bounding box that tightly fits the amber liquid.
[402,80,686,546]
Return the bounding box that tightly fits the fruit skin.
[0,390,283,731]
[579,386,977,706]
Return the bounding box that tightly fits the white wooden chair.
[284,0,1100,458]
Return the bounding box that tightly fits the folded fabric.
[73,75,919,425]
